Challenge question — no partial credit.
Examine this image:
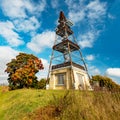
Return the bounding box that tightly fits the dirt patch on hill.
[27,91,71,120]
[28,105,62,120]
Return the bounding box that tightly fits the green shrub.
[37,79,46,89]
[91,75,120,92]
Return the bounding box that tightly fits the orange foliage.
[5,53,44,89]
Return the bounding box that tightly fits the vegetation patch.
[5,53,44,90]
[0,87,120,120]
[27,91,120,120]
[91,75,120,92]
[0,88,65,120]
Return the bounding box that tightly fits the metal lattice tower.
[47,11,90,85]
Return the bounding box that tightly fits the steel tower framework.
[47,11,90,85]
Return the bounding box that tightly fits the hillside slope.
[0,87,65,120]
[0,87,120,120]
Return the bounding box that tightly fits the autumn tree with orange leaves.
[5,53,44,90]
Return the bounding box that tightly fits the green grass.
[0,87,120,120]
[0,87,66,120]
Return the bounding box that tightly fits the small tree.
[5,53,44,90]
[37,79,46,89]
[91,75,120,92]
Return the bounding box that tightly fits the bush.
[37,79,46,89]
[91,75,120,92]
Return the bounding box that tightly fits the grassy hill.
[0,86,120,120]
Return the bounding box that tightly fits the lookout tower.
[47,11,91,90]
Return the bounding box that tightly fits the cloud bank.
[106,68,120,77]
[0,21,24,46]
[0,46,19,84]
[27,30,55,53]
[65,0,107,48]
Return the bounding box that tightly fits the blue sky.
[0,0,120,84]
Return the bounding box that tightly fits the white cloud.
[106,68,120,77]
[1,0,27,18]
[65,0,85,24]
[89,66,101,75]
[68,10,85,24]
[0,21,24,46]
[0,0,46,19]
[0,46,19,84]
[27,30,55,53]
[65,0,107,49]
[65,0,82,11]
[108,14,116,19]
[79,40,92,48]
[13,16,40,33]
[66,0,106,24]
[51,0,59,9]
[0,0,46,34]
[86,54,95,61]
[36,58,49,79]
[34,0,46,15]
[79,31,98,48]
[86,0,106,21]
